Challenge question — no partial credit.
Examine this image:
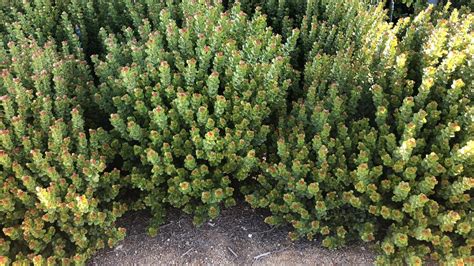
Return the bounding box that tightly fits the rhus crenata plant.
[364,6,473,264]
[0,0,181,60]
[0,37,127,265]
[92,0,299,231]
[0,0,472,265]
[244,2,473,265]
[244,0,389,251]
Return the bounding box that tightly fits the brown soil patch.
[88,204,375,265]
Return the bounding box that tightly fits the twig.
[253,251,272,260]
[181,248,193,257]
[253,246,290,260]
[227,246,238,257]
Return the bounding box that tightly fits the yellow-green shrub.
[0,0,472,265]
[92,1,299,230]
[245,3,473,265]
[0,37,127,264]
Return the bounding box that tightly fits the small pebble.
[248,234,253,238]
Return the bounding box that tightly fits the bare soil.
[88,204,376,265]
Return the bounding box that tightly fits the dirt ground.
[88,204,376,265]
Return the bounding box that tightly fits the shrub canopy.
[0,0,472,265]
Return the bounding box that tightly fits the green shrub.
[0,0,178,60]
[92,1,299,230]
[392,1,473,19]
[232,0,386,38]
[0,37,127,265]
[367,7,473,264]
[245,3,473,264]
[0,0,472,264]
[229,0,309,37]
[244,0,390,249]
[0,0,98,57]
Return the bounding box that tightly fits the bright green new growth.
[245,2,473,265]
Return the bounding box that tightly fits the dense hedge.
[244,2,473,264]
[0,37,127,264]
[0,0,472,265]
[243,0,389,246]
[92,1,299,230]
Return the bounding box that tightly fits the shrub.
[0,37,127,264]
[232,0,389,38]
[245,2,473,264]
[92,1,299,230]
[243,0,390,249]
[229,0,308,37]
[0,0,98,57]
[366,7,473,264]
[0,0,472,264]
[0,0,178,60]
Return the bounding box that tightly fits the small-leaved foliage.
[0,0,472,265]
[92,1,299,231]
[0,37,127,265]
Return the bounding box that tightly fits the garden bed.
[89,204,375,265]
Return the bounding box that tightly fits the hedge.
[0,0,472,265]
[91,1,299,230]
[244,2,473,264]
[0,37,127,264]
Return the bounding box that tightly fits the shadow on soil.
[88,203,375,265]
